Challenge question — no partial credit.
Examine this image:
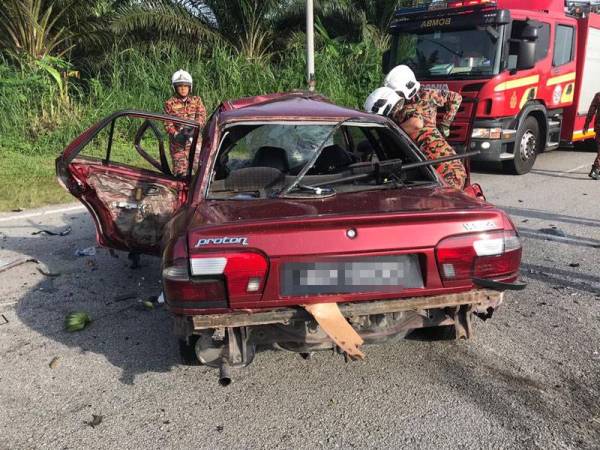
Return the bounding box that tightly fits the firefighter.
[381,65,467,190]
[164,69,207,177]
[583,92,600,180]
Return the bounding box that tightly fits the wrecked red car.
[56,92,523,384]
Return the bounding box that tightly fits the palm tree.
[274,0,404,49]
[0,0,119,61]
[111,0,284,60]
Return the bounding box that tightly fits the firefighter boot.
[589,166,600,180]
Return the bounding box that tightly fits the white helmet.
[384,65,420,100]
[172,69,193,88]
[364,87,404,117]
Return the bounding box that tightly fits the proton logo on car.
[195,237,249,247]
[463,221,497,232]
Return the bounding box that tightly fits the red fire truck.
[384,0,600,174]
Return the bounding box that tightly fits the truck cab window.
[553,25,575,66]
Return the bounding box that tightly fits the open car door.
[56,110,202,255]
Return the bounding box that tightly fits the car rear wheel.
[178,336,201,366]
[503,117,540,175]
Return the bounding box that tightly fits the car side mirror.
[382,50,391,75]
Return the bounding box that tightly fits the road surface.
[1,150,599,449]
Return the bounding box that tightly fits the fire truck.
[384,0,600,174]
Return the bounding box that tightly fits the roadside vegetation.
[0,0,412,211]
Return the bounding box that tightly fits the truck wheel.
[504,117,540,175]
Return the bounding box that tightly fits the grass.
[0,42,383,211]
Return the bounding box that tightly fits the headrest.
[310,144,356,174]
[252,146,289,173]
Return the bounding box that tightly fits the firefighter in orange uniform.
[583,92,600,180]
[381,65,467,190]
[164,70,207,177]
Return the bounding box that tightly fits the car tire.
[503,116,540,175]
[178,336,201,366]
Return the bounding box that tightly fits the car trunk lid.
[187,188,505,308]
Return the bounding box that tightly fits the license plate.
[281,255,424,296]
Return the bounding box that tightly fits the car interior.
[209,122,435,199]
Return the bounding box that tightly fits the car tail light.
[436,230,522,285]
[162,237,228,308]
[162,236,268,308]
[190,252,268,298]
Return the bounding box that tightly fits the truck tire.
[503,116,540,175]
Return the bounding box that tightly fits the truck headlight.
[472,128,490,139]
[472,128,502,139]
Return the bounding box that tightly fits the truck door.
[56,111,202,255]
[545,23,577,109]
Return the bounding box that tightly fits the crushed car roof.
[217,92,386,123]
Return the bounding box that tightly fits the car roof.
[217,92,387,125]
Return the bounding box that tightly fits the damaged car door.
[56,111,202,255]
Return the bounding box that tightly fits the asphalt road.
[1,150,599,449]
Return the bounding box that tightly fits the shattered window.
[208,121,434,199]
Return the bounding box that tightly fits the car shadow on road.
[1,211,186,385]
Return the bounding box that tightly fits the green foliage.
[0,0,405,211]
[0,39,384,210]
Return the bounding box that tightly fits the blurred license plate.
[281,255,423,296]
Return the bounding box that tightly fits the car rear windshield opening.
[207,122,435,199]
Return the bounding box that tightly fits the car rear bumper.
[174,289,503,333]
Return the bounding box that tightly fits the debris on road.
[0,314,8,326]
[75,247,96,257]
[32,226,72,237]
[36,264,61,277]
[85,414,103,428]
[65,312,92,332]
[157,292,165,305]
[0,257,60,277]
[569,263,581,268]
[0,257,37,274]
[114,292,137,302]
[49,357,61,369]
[539,227,567,237]
[142,300,155,310]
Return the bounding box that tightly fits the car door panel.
[56,111,201,255]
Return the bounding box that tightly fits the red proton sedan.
[57,92,523,384]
